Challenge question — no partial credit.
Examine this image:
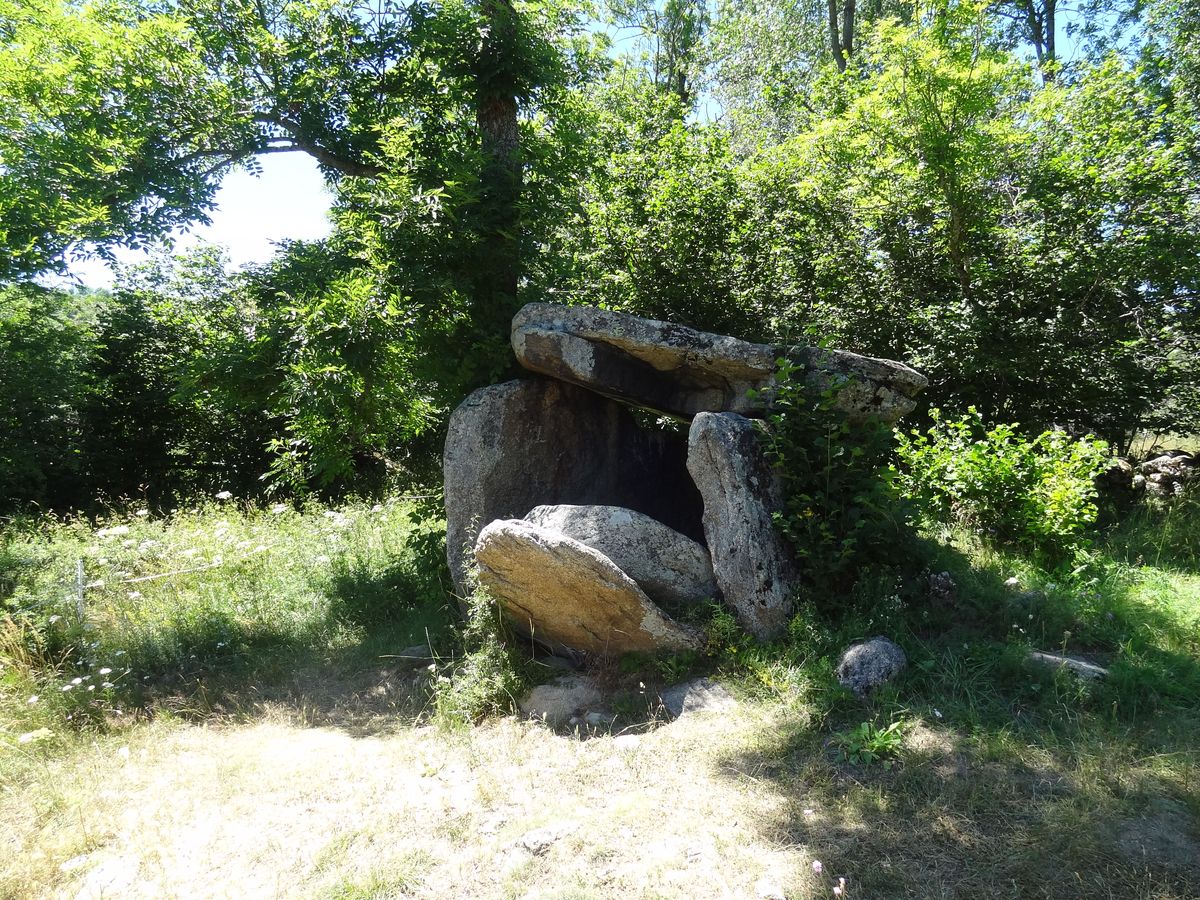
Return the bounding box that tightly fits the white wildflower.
[128,591,142,599]
[99,667,112,675]
[48,615,61,625]
[270,504,287,515]
[135,509,149,517]
[97,525,130,538]
[27,695,39,705]
[216,490,233,500]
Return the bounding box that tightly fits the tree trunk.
[474,0,522,333]
[828,0,856,72]
[828,0,846,72]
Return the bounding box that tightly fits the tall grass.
[1,497,452,747]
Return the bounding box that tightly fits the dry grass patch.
[2,703,823,899]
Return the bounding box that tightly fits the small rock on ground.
[836,636,907,696]
[519,675,604,727]
[1027,650,1109,680]
[660,677,738,718]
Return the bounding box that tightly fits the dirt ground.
[3,701,821,900]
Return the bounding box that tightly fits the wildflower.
[87,685,95,692]
[371,504,383,513]
[216,490,233,500]
[181,548,200,558]
[61,684,74,692]
[27,695,38,705]
[99,558,109,565]
[97,525,130,538]
[813,861,823,875]
[71,677,83,685]
[1005,576,1019,587]
[136,509,149,517]
[833,889,841,897]
[99,667,112,675]
[316,555,330,564]
[128,591,142,599]
[803,809,815,818]
[102,682,114,689]
[48,615,61,625]
[114,650,126,657]
[270,503,287,515]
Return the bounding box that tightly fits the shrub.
[432,578,525,727]
[894,408,1110,558]
[760,357,915,593]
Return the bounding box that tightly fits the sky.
[65,152,334,289]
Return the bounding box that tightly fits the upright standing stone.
[686,412,796,640]
[443,379,702,598]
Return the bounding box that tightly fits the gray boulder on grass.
[474,518,704,657]
[443,378,702,599]
[836,637,907,696]
[523,504,717,609]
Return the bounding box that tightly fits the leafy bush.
[761,357,914,592]
[833,720,907,767]
[432,578,526,727]
[895,408,1110,558]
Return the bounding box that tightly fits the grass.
[2,492,1199,897]
[1,496,455,776]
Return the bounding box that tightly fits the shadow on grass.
[120,558,458,739]
[707,535,1200,899]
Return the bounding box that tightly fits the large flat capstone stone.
[524,505,717,610]
[443,379,702,598]
[687,412,796,640]
[474,519,704,657]
[512,303,927,423]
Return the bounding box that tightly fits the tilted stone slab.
[475,519,704,657]
[443,378,703,599]
[524,504,717,610]
[687,412,796,640]
[511,302,927,423]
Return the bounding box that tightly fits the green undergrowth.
[1,496,454,768]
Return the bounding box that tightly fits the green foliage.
[0,498,452,733]
[0,285,96,507]
[762,358,914,592]
[833,719,907,767]
[432,579,526,727]
[895,409,1111,559]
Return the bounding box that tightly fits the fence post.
[75,558,86,621]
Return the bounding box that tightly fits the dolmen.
[443,303,926,657]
